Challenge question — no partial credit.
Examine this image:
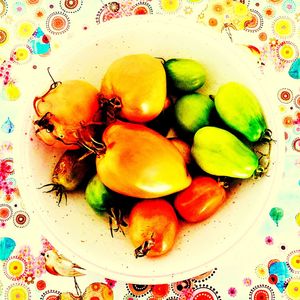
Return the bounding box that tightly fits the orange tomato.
[100,54,166,123]
[128,199,178,257]
[96,121,191,198]
[174,176,226,223]
[34,80,99,149]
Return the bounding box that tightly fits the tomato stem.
[97,95,122,124]
[254,138,272,178]
[38,183,67,206]
[134,233,155,258]
[107,207,128,238]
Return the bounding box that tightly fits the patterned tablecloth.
[0,0,300,299]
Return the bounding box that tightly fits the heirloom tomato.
[192,126,259,178]
[214,82,268,142]
[85,174,112,213]
[100,54,166,123]
[164,58,206,92]
[95,121,191,199]
[174,93,214,134]
[128,199,178,257]
[174,176,226,223]
[41,149,95,206]
[34,80,99,149]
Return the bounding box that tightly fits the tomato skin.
[100,54,166,123]
[96,121,191,199]
[34,80,99,149]
[169,138,192,165]
[128,199,178,257]
[174,176,226,223]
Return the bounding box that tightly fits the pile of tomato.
[33,54,272,258]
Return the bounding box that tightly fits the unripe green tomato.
[174,93,214,133]
[164,58,206,92]
[85,174,112,213]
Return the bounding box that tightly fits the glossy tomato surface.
[96,121,191,198]
[174,176,226,223]
[128,199,178,257]
[100,54,166,123]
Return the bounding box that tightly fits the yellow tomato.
[96,121,191,198]
[34,80,99,149]
[100,54,166,123]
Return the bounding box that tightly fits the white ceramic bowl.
[15,15,284,284]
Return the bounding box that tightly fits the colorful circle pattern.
[46,12,70,35]
[277,41,299,63]
[0,0,8,17]
[287,250,300,273]
[13,211,30,228]
[126,284,151,297]
[0,27,8,46]
[3,256,27,280]
[10,45,32,64]
[192,284,221,300]
[171,279,193,295]
[273,16,295,38]
[249,284,275,300]
[278,88,293,104]
[245,9,264,32]
[0,204,12,221]
[60,0,83,13]
[285,278,300,300]
[5,283,30,300]
[131,2,153,15]
[40,289,61,300]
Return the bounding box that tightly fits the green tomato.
[174,93,214,133]
[191,126,259,179]
[85,174,112,213]
[214,82,268,142]
[164,58,206,92]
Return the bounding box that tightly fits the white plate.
[14,15,285,284]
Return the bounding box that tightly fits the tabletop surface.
[0,0,300,299]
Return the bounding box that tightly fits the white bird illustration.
[41,249,85,277]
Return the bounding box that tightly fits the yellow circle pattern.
[7,285,29,300]
[286,278,300,300]
[7,259,25,278]
[274,18,294,37]
[290,253,300,271]
[160,0,180,13]
[16,21,35,39]
[279,44,295,60]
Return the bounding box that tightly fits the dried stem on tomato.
[107,207,128,238]
[134,233,155,258]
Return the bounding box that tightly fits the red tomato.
[128,199,178,257]
[174,176,226,223]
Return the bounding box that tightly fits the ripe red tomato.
[174,176,226,223]
[128,199,178,257]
